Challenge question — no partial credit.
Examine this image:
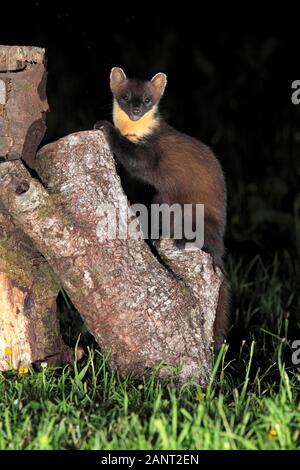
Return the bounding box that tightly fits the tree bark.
[0,131,223,385]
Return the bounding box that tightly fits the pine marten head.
[110,67,167,141]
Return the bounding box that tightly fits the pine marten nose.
[132,107,141,116]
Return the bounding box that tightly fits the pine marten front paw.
[93,120,113,132]
[93,120,115,146]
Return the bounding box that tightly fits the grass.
[0,252,300,450]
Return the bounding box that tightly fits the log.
[0,45,48,166]
[0,203,72,371]
[0,131,223,385]
[0,45,71,371]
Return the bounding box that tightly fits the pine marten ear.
[110,67,127,93]
[150,72,167,97]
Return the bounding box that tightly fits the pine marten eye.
[121,94,130,102]
[144,96,151,104]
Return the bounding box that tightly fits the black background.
[0,1,300,257]
[1,1,300,261]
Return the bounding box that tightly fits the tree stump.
[0,132,223,385]
[0,45,71,371]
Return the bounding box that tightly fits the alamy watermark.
[291,340,300,365]
[291,80,300,105]
[96,196,204,248]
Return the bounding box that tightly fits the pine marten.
[94,67,229,349]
